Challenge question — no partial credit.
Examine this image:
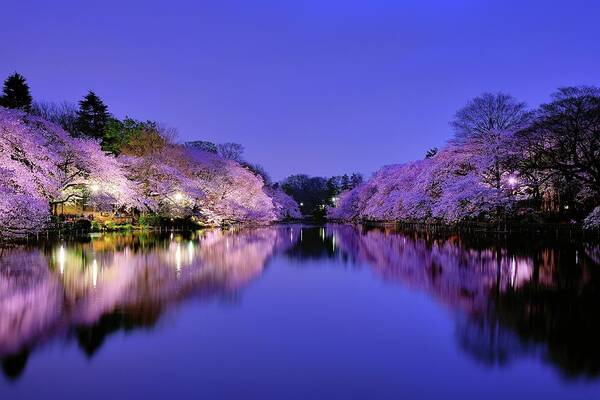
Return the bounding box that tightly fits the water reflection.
[1,225,599,383]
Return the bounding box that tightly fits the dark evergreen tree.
[0,73,33,111]
[102,117,157,155]
[185,140,218,153]
[341,174,350,191]
[281,174,330,217]
[76,91,109,138]
[425,147,438,159]
[349,173,363,188]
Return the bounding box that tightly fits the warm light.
[58,245,65,274]
[174,192,183,201]
[92,259,98,288]
[187,241,194,261]
[175,243,182,274]
[90,184,100,193]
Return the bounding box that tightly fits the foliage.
[102,117,157,155]
[0,106,299,240]
[515,86,600,209]
[281,172,363,216]
[331,88,599,224]
[185,140,217,153]
[217,142,244,161]
[0,73,32,112]
[264,186,301,220]
[76,91,109,139]
[583,206,600,230]
[138,213,161,228]
[0,178,49,241]
[425,147,438,159]
[241,162,271,185]
[31,101,78,135]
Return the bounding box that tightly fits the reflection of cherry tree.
[0,249,63,355]
[328,225,600,377]
[0,227,298,370]
[331,225,532,313]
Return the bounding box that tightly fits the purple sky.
[2,0,599,180]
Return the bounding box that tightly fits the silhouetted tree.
[1,348,30,381]
[242,162,271,185]
[341,174,350,191]
[349,173,363,188]
[217,142,244,161]
[185,140,218,153]
[281,174,330,217]
[516,86,600,208]
[425,147,438,159]
[76,90,109,139]
[31,101,78,134]
[452,92,532,190]
[0,72,32,111]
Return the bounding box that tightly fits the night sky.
[2,0,599,180]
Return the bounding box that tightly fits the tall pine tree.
[0,73,33,111]
[76,90,109,138]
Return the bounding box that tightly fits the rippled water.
[1,225,599,399]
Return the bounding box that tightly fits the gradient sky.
[2,0,599,180]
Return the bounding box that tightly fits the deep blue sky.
[2,0,599,180]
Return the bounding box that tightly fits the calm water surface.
[1,225,600,399]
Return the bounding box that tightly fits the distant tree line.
[279,173,363,218]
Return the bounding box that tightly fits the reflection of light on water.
[175,243,182,275]
[300,228,303,242]
[320,228,325,242]
[58,245,65,274]
[510,256,517,287]
[332,235,336,252]
[187,241,194,262]
[92,259,98,288]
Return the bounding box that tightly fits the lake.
[1,225,599,399]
